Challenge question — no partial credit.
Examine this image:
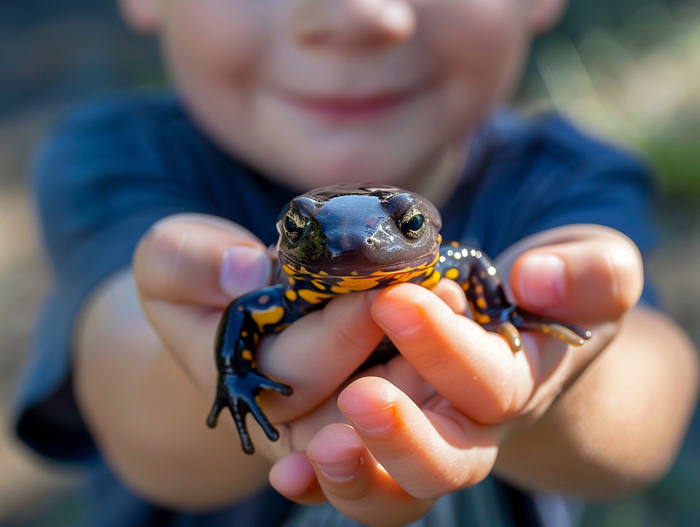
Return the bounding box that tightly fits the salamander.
[207,184,591,454]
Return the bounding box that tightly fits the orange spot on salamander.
[444,268,459,280]
[251,305,285,331]
[421,271,441,289]
[298,289,336,304]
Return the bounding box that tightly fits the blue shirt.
[12,90,658,527]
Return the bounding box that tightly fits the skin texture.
[70,0,700,524]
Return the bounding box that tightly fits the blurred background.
[0,0,699,526]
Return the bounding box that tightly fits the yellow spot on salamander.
[336,275,383,291]
[251,306,285,331]
[242,349,254,362]
[285,289,298,302]
[331,286,351,294]
[311,280,327,290]
[241,331,248,338]
[450,241,460,247]
[475,313,491,324]
[390,267,431,285]
[421,271,441,289]
[438,234,443,244]
[318,271,329,276]
[288,277,296,286]
[298,289,335,304]
[444,268,459,280]
[476,297,487,310]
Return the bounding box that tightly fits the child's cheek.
[419,0,530,109]
[163,0,269,86]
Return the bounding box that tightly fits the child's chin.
[292,145,421,187]
[283,161,410,191]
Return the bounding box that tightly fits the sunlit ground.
[1,1,700,526]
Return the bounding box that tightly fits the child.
[13,0,698,525]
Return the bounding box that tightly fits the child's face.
[123,0,563,191]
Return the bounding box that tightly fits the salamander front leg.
[207,365,292,455]
[476,303,592,352]
[503,308,592,349]
[207,292,293,455]
[437,243,592,352]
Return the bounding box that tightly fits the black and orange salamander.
[206,184,591,454]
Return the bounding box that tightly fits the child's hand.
[133,214,386,464]
[269,225,644,527]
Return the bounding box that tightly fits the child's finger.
[430,278,468,315]
[256,291,386,422]
[269,451,326,504]
[507,225,644,323]
[371,283,542,424]
[338,377,501,500]
[132,214,274,394]
[304,423,436,527]
[133,213,269,307]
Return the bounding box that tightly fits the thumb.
[510,226,643,323]
[133,213,270,307]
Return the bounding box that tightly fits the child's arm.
[495,306,698,496]
[269,225,699,526]
[494,226,699,495]
[75,269,272,507]
[74,214,386,508]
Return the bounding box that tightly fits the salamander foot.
[207,371,293,455]
[487,305,592,353]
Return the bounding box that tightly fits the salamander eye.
[398,210,425,239]
[283,212,308,243]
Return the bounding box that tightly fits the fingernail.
[518,254,566,309]
[372,305,424,336]
[313,457,362,482]
[345,404,397,435]
[220,246,270,297]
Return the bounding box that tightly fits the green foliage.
[525,1,700,207]
[641,124,700,201]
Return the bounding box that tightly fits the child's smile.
[270,83,429,124]
[128,0,562,191]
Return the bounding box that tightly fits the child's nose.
[288,0,416,50]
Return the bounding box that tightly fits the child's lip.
[273,84,429,121]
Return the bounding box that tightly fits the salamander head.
[277,184,441,282]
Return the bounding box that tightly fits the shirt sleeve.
[12,99,209,462]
